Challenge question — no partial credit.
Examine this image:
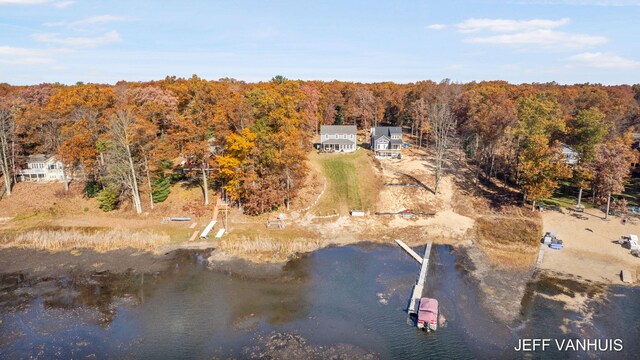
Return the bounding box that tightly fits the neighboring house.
[559,143,579,165]
[320,125,357,152]
[16,154,68,182]
[370,127,403,158]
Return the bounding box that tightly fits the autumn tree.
[45,84,116,190]
[518,136,572,208]
[13,84,58,156]
[216,128,256,207]
[458,82,517,180]
[591,136,637,218]
[300,83,321,134]
[102,105,156,214]
[407,97,430,148]
[566,108,608,206]
[165,76,223,206]
[344,86,375,130]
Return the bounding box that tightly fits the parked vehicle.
[542,231,557,245]
[417,297,438,331]
[618,234,640,251]
[549,239,563,250]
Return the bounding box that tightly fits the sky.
[0,0,639,85]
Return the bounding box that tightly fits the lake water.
[1,244,638,359]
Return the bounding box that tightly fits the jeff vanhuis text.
[514,339,623,352]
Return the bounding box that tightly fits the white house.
[559,143,579,166]
[17,154,68,182]
[320,125,357,152]
[370,127,403,158]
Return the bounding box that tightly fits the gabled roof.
[371,127,402,142]
[26,154,54,163]
[321,125,357,136]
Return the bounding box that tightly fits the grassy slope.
[311,150,380,215]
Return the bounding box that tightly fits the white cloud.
[45,15,129,28]
[465,29,607,49]
[0,45,42,56]
[566,52,640,68]
[32,30,121,47]
[457,18,571,33]
[425,24,447,30]
[0,46,53,65]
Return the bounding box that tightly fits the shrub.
[84,179,101,198]
[96,183,121,211]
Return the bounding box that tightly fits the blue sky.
[0,0,639,85]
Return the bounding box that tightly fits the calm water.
[0,244,638,359]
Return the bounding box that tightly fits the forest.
[1,76,639,215]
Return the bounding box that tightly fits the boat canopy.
[419,298,438,313]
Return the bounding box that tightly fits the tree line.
[1,77,639,215]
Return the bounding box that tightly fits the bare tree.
[108,109,143,214]
[0,104,15,197]
[202,161,209,206]
[408,97,430,148]
[429,82,459,194]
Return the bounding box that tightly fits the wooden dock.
[536,245,545,266]
[394,240,423,264]
[395,240,432,315]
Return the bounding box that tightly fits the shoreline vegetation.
[1,79,639,293]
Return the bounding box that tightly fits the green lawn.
[312,150,380,215]
[543,178,640,209]
[619,177,640,207]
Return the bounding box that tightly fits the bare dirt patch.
[540,209,640,284]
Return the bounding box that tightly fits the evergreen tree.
[151,176,171,203]
[96,183,121,211]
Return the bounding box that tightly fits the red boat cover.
[418,297,438,325]
[418,297,438,312]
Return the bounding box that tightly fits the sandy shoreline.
[540,209,640,285]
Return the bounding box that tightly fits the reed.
[218,237,322,256]
[1,228,170,252]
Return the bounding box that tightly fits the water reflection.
[0,245,638,359]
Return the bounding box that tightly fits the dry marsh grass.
[219,225,322,261]
[474,215,541,269]
[0,228,170,252]
[218,238,322,256]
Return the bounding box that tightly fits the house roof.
[322,138,356,145]
[321,125,357,136]
[26,154,53,163]
[371,127,402,142]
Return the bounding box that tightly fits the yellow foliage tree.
[518,136,572,209]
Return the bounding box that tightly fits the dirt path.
[540,210,640,284]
